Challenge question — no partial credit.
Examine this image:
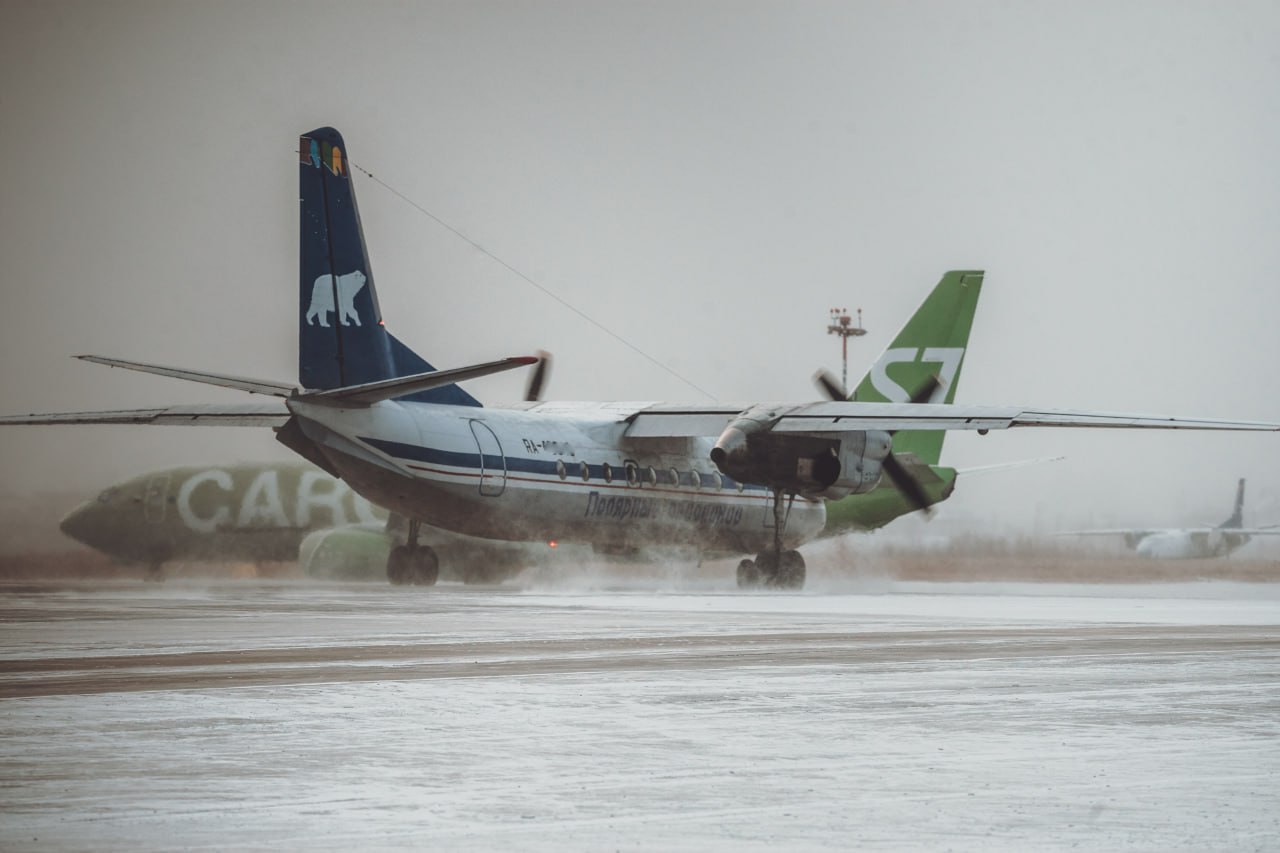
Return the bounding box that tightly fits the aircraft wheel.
[755,551,780,586]
[387,546,412,585]
[736,559,762,589]
[775,550,806,590]
[409,547,439,587]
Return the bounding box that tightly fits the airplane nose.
[59,501,99,548]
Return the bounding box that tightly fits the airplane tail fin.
[298,127,479,407]
[849,270,983,465]
[1222,478,1245,528]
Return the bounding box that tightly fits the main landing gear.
[387,518,439,586]
[736,487,807,590]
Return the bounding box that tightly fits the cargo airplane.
[57,461,571,582]
[4,126,1277,590]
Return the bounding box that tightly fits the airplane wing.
[1057,528,1164,537]
[0,403,288,427]
[3,398,1275,435]
[625,401,1280,438]
[1060,527,1280,537]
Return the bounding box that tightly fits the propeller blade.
[907,373,943,406]
[524,351,551,402]
[810,366,940,516]
[814,369,847,402]
[881,452,935,517]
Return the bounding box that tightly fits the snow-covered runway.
[2,579,1278,850]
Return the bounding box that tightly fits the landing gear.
[386,518,439,587]
[736,549,806,589]
[736,488,807,590]
[775,549,806,589]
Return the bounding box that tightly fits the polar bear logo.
[306,271,367,327]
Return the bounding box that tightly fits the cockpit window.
[96,487,120,504]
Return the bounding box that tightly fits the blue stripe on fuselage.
[357,435,764,492]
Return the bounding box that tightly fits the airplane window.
[712,473,723,490]
[691,471,702,490]
[556,460,567,481]
[625,463,638,486]
[580,461,590,482]
[646,467,658,486]
[602,463,613,483]
[737,481,745,493]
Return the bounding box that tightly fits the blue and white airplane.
[3,127,1277,589]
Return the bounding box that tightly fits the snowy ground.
[2,576,1279,851]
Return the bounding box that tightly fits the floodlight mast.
[826,307,867,393]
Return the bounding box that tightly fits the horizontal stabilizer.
[300,356,538,406]
[77,355,296,398]
[0,403,288,427]
[955,456,1066,476]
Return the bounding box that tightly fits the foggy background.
[2,0,1277,534]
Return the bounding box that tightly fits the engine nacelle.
[709,405,891,499]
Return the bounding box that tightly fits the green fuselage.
[821,466,957,536]
[60,463,383,566]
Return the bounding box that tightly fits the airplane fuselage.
[1133,530,1250,559]
[59,463,384,566]
[292,399,826,558]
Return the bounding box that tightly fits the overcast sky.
[2,0,1278,531]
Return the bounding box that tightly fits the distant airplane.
[58,462,567,582]
[1062,479,1280,559]
[3,126,1276,591]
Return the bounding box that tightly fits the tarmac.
[2,570,1279,850]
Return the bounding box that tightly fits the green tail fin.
[850,270,984,465]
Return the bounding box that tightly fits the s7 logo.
[868,347,965,403]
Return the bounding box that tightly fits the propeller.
[524,350,552,402]
[814,370,846,404]
[813,368,942,516]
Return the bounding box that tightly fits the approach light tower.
[827,307,867,394]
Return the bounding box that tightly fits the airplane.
[53,273,1026,582]
[52,275,987,583]
[2,125,1276,591]
[1061,478,1280,559]
[57,461,568,581]
[43,263,1045,585]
